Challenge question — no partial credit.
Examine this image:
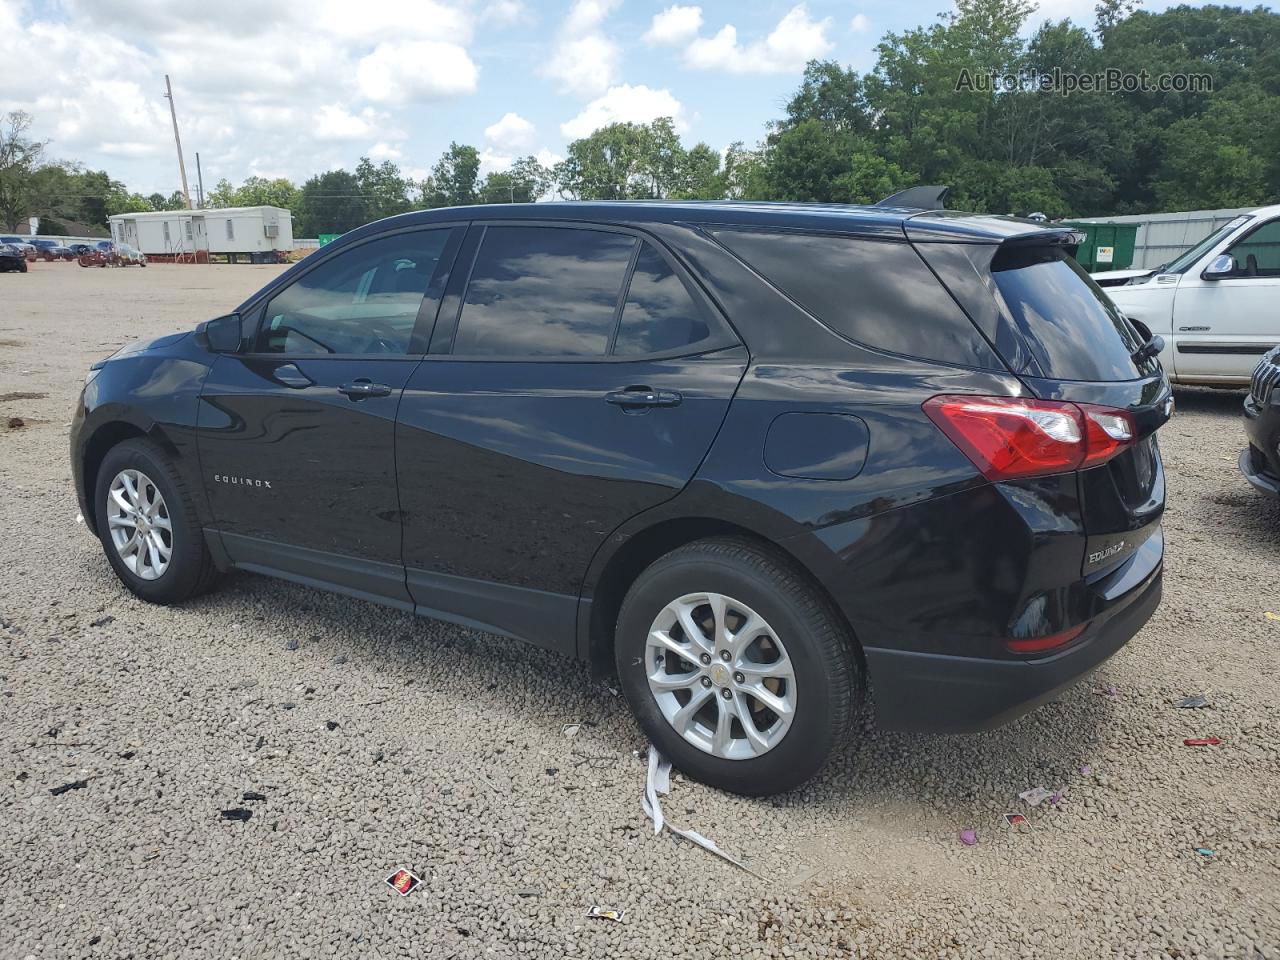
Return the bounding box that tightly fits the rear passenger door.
[395,223,747,652]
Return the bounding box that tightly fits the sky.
[1,0,1189,197]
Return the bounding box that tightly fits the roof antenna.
[876,186,949,210]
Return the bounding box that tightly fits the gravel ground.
[1,262,1278,960]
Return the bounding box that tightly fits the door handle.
[605,386,682,408]
[339,379,392,400]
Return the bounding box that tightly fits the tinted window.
[453,226,635,356]
[991,246,1149,381]
[1164,215,1252,274]
[709,228,995,367]
[259,230,451,355]
[611,243,712,355]
[1226,219,1280,278]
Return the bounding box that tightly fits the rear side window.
[991,246,1148,381]
[452,226,636,356]
[708,227,997,367]
[613,243,712,356]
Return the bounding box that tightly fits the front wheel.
[615,538,860,796]
[93,438,218,604]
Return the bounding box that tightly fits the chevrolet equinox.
[72,202,1170,795]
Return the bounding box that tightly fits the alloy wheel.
[645,592,797,760]
[106,469,173,581]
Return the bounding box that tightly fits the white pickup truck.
[1097,204,1280,386]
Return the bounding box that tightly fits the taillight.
[924,395,1136,481]
[1006,624,1086,654]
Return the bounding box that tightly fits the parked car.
[0,242,28,272]
[1102,204,1280,386]
[116,242,147,267]
[71,201,1170,795]
[0,236,37,260]
[78,240,118,267]
[28,238,73,261]
[1240,345,1280,498]
[68,242,96,256]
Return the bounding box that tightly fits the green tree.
[355,158,411,220]
[554,122,650,199]
[478,156,552,203]
[426,143,480,207]
[297,169,368,236]
[0,111,46,231]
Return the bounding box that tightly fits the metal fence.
[1068,207,1256,269]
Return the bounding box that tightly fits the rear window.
[707,227,999,368]
[991,246,1150,381]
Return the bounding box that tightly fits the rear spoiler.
[877,186,949,210]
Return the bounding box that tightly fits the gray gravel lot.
[1,262,1278,959]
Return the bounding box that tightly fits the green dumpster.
[1062,221,1137,273]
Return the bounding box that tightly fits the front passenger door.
[197,227,461,606]
[1172,218,1280,381]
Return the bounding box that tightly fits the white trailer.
[108,206,294,262]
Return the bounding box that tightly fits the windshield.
[1163,216,1254,274]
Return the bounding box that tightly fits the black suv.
[72,202,1170,795]
[1241,345,1280,498]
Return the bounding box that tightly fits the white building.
[108,206,294,262]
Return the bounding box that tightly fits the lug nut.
[699,652,712,665]
[719,650,731,661]
[720,688,732,700]
[701,676,712,688]
[733,672,745,684]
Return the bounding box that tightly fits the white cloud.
[314,105,379,142]
[563,0,619,34]
[480,0,528,25]
[560,84,686,139]
[0,0,483,193]
[644,4,703,45]
[685,4,833,74]
[357,40,479,103]
[543,0,621,98]
[484,112,536,152]
[849,13,871,32]
[367,142,404,160]
[535,148,564,169]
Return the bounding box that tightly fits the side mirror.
[197,313,243,353]
[1202,254,1236,280]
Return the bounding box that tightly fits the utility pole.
[195,152,206,208]
[163,75,192,209]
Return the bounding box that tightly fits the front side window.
[613,242,713,356]
[1164,215,1252,274]
[451,226,636,357]
[1225,219,1280,278]
[258,230,451,355]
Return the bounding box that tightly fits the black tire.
[615,537,859,796]
[18,260,26,273]
[93,438,218,604]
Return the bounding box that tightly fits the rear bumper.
[865,533,1163,733]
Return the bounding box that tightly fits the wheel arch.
[579,514,865,682]
[80,419,181,531]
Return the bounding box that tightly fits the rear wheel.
[93,438,217,604]
[615,537,859,796]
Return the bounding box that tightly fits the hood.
[1090,267,1155,283]
[105,331,192,361]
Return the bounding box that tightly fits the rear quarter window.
[991,246,1151,381]
[705,227,1002,369]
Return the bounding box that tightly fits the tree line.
[2,0,1276,236]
